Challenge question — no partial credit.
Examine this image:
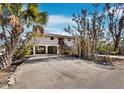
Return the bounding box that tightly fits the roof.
[27,31,73,38]
[43,33,73,38]
[32,25,72,38]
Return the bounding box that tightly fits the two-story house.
[32,33,73,55]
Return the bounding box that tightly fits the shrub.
[14,45,32,60]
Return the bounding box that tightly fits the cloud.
[44,14,93,35]
[47,15,73,26]
[44,27,60,33]
[44,27,70,35]
[44,15,74,35]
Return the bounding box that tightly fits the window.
[50,37,54,40]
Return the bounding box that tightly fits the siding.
[32,36,73,47]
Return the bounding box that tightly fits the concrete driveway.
[10,55,124,89]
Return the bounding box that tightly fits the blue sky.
[38,3,104,35]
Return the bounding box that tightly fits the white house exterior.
[32,33,73,55]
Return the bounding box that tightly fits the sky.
[38,3,104,35]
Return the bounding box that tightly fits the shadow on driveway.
[26,55,74,64]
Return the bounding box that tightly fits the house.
[31,33,74,55]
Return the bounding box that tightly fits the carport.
[48,46,57,54]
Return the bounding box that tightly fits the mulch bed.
[0,65,17,88]
[0,58,28,88]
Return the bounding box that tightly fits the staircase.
[59,42,72,55]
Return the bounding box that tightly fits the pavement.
[9,54,124,89]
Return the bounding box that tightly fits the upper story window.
[50,37,54,40]
[68,38,71,41]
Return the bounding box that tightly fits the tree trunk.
[92,39,96,61]
[80,40,85,59]
[77,44,80,57]
[114,36,120,52]
[0,53,13,69]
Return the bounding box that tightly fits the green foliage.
[22,45,32,57]
[14,45,33,59]
[97,41,118,55]
[21,4,48,26]
[0,3,48,69]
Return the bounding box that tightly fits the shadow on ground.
[26,55,75,64]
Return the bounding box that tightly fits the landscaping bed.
[0,65,16,88]
[95,55,124,66]
[0,58,28,88]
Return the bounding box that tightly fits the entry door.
[48,46,57,54]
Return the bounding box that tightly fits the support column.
[57,46,59,54]
[46,45,48,54]
[33,45,36,55]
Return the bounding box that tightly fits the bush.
[97,42,118,55]
[14,45,32,60]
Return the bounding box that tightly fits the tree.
[90,4,105,60]
[104,3,124,52]
[64,5,105,60]
[64,26,80,57]
[64,9,92,59]
[0,4,47,69]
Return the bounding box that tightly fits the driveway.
[10,55,124,89]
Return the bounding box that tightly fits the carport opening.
[48,46,57,54]
[35,46,46,54]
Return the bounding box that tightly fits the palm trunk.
[0,53,13,69]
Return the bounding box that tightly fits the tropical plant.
[0,4,47,69]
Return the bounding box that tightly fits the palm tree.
[0,3,47,69]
